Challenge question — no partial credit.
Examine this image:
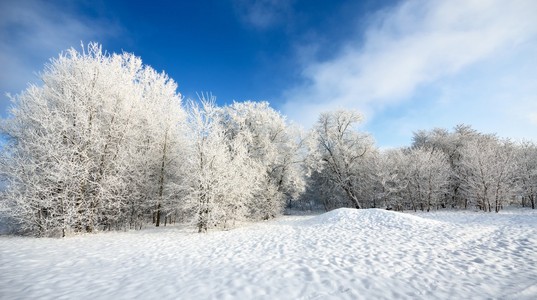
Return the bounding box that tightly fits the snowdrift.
[301,208,445,230]
[2,209,536,299]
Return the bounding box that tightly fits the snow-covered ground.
[1,208,536,300]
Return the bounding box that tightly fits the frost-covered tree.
[459,135,517,212]
[309,110,375,209]
[0,43,186,236]
[217,101,306,219]
[404,148,451,212]
[412,125,481,208]
[127,68,187,228]
[515,141,537,209]
[376,149,408,211]
[374,147,450,212]
[182,98,259,232]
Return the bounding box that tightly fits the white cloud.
[0,0,118,115]
[282,0,537,142]
[530,113,537,125]
[233,0,294,30]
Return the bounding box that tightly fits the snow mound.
[301,208,444,230]
[2,210,537,299]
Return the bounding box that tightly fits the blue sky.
[1,0,536,148]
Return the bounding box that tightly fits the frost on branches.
[0,44,308,236]
[217,101,306,220]
[1,43,536,237]
[307,110,376,210]
[0,43,187,236]
[181,98,306,232]
[183,98,258,232]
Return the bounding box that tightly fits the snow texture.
[1,208,536,299]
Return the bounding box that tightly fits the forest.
[1,43,536,237]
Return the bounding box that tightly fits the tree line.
[1,43,535,236]
[303,121,536,213]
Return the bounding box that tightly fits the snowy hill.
[300,208,445,229]
[1,209,536,299]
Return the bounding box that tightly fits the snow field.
[1,208,536,299]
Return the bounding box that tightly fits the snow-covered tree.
[376,149,408,210]
[125,67,187,228]
[459,135,517,212]
[182,98,259,232]
[216,101,306,219]
[412,125,481,209]
[0,43,186,236]
[374,147,450,212]
[404,147,451,211]
[309,110,375,209]
[515,141,537,209]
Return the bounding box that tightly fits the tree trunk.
[156,130,168,227]
[155,203,161,227]
[347,189,361,209]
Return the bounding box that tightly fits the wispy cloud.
[0,0,119,116]
[282,0,537,145]
[233,0,294,30]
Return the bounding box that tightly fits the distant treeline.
[1,43,535,237]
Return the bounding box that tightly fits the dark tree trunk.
[155,131,168,227]
[155,203,161,227]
